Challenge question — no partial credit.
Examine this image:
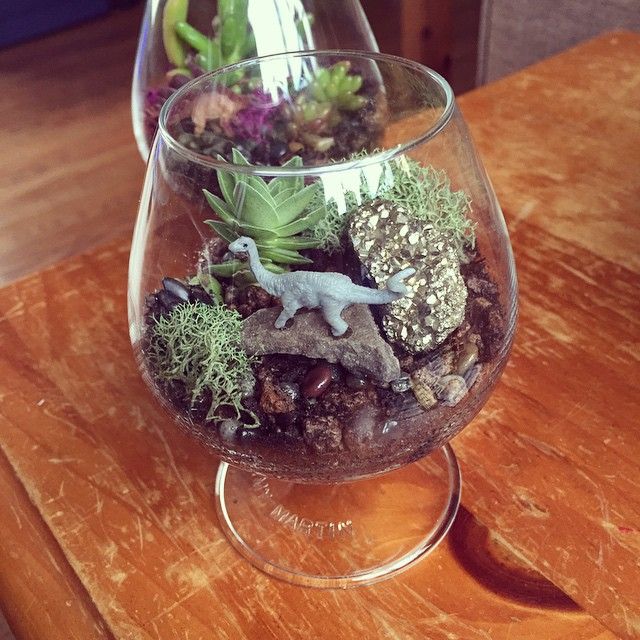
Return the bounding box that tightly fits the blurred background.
[0,2,638,638]
[3,1,639,91]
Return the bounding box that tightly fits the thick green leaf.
[236,220,280,240]
[259,247,313,265]
[215,168,236,206]
[274,204,326,237]
[272,187,298,205]
[268,156,304,196]
[203,37,221,72]
[275,182,319,225]
[264,262,286,274]
[234,180,278,227]
[259,236,320,250]
[208,258,285,277]
[195,273,223,299]
[204,220,237,243]
[231,148,251,166]
[174,21,210,55]
[208,260,247,277]
[203,189,237,226]
[162,0,188,66]
[220,14,241,58]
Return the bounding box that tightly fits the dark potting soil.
[140,249,510,483]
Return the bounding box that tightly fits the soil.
[141,248,510,483]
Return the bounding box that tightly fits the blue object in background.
[0,0,111,48]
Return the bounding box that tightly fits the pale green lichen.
[147,301,256,424]
[382,156,475,256]
[308,153,475,255]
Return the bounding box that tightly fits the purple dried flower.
[232,89,281,142]
[144,85,175,141]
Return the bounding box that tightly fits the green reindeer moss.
[309,153,475,255]
[148,301,256,424]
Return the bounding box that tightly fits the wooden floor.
[0,5,145,287]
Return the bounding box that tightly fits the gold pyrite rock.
[348,200,467,353]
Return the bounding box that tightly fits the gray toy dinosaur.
[228,236,415,336]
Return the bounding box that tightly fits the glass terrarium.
[132,0,378,158]
[128,51,517,586]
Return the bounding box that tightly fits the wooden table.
[0,18,638,639]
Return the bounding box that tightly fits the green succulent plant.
[288,61,366,152]
[147,300,257,424]
[303,61,366,114]
[162,0,257,80]
[203,149,325,269]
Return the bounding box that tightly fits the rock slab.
[242,305,401,384]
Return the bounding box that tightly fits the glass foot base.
[214,445,461,588]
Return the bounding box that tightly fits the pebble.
[412,382,437,409]
[343,405,377,452]
[260,380,298,413]
[463,363,482,389]
[390,374,412,393]
[301,364,333,398]
[156,289,182,312]
[162,277,190,302]
[411,366,438,388]
[219,419,240,442]
[168,73,191,90]
[345,373,367,390]
[456,342,479,376]
[437,375,468,407]
[303,415,342,453]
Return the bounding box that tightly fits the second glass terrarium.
[128,51,517,586]
[132,0,379,158]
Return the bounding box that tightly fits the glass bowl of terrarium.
[128,51,517,587]
[132,0,378,158]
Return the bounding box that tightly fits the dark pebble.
[179,117,195,134]
[301,364,333,399]
[157,289,182,312]
[188,285,213,305]
[270,140,288,160]
[345,373,367,390]
[162,277,190,302]
[169,74,191,90]
[390,375,412,393]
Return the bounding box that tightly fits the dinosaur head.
[228,236,254,259]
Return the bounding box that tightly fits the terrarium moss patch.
[308,153,475,254]
[147,301,256,423]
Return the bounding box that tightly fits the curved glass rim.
[158,49,455,177]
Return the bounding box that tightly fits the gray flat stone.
[242,305,401,384]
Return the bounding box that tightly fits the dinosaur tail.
[347,268,416,305]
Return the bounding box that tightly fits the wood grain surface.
[0,6,144,287]
[454,31,640,638]
[0,242,617,640]
[0,19,638,640]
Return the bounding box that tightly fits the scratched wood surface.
[0,25,637,640]
[0,5,144,287]
[0,241,617,640]
[453,31,640,639]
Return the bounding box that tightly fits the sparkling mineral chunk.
[348,200,467,352]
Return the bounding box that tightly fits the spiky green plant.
[162,0,256,82]
[289,61,367,152]
[147,301,257,424]
[203,149,325,268]
[302,62,366,114]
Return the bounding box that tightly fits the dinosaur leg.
[274,297,302,329]
[321,301,349,337]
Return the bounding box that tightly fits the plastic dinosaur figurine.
[228,237,415,336]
